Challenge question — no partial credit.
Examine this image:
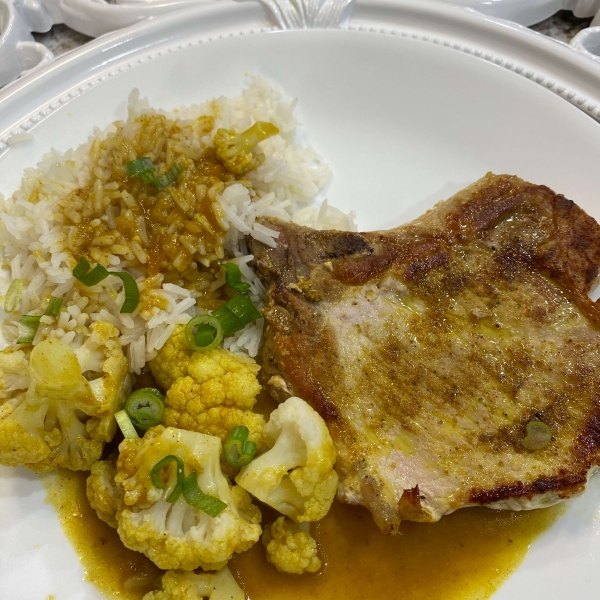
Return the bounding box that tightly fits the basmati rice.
[0,77,356,375]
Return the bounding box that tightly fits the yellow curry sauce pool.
[43,469,562,600]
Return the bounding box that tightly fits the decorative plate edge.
[2,22,600,155]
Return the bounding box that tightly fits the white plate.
[1,1,600,598]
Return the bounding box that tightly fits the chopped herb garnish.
[72,257,139,313]
[223,425,256,468]
[125,157,182,191]
[124,388,165,431]
[115,409,140,440]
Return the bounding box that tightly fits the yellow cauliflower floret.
[262,516,322,574]
[115,426,262,571]
[0,413,51,466]
[143,567,244,600]
[86,460,123,528]
[0,324,132,472]
[165,406,265,446]
[149,325,193,391]
[236,396,338,523]
[166,348,261,414]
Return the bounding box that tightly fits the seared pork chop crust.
[251,173,600,534]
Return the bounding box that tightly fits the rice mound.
[0,78,356,374]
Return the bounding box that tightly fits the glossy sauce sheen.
[44,469,562,600]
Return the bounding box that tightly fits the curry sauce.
[43,469,562,600]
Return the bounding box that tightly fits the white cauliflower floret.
[0,347,30,403]
[263,516,322,574]
[143,567,245,600]
[236,396,338,522]
[116,426,262,571]
[0,322,132,472]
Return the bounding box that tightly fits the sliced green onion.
[223,425,256,468]
[125,158,182,191]
[182,471,227,517]
[72,257,139,313]
[16,314,41,345]
[151,455,185,503]
[211,294,262,336]
[150,456,227,514]
[155,163,182,191]
[183,291,262,348]
[4,279,23,313]
[225,293,262,323]
[211,304,244,335]
[185,315,224,352]
[115,409,140,440]
[45,296,63,316]
[124,388,165,431]
[14,296,63,344]
[522,421,552,451]
[73,257,110,286]
[139,170,157,184]
[193,324,218,347]
[113,272,140,314]
[222,263,250,294]
[125,157,154,178]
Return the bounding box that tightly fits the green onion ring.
[185,315,224,352]
[113,272,140,314]
[125,157,154,178]
[222,263,251,294]
[115,409,140,440]
[125,158,182,191]
[155,163,183,191]
[210,304,243,336]
[224,293,262,323]
[45,297,63,316]
[16,315,41,345]
[124,388,165,431]
[522,421,552,451]
[211,294,262,336]
[73,257,110,286]
[151,455,185,503]
[223,425,256,468]
[182,472,227,517]
[72,257,139,314]
[4,279,23,313]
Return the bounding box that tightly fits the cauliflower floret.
[86,460,123,528]
[236,396,338,523]
[77,321,133,442]
[166,348,261,415]
[143,567,244,600]
[165,406,265,447]
[116,425,262,571]
[0,322,132,472]
[0,346,30,403]
[161,346,264,477]
[214,122,279,175]
[149,325,193,391]
[262,516,322,574]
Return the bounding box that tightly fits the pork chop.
[250,173,600,534]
